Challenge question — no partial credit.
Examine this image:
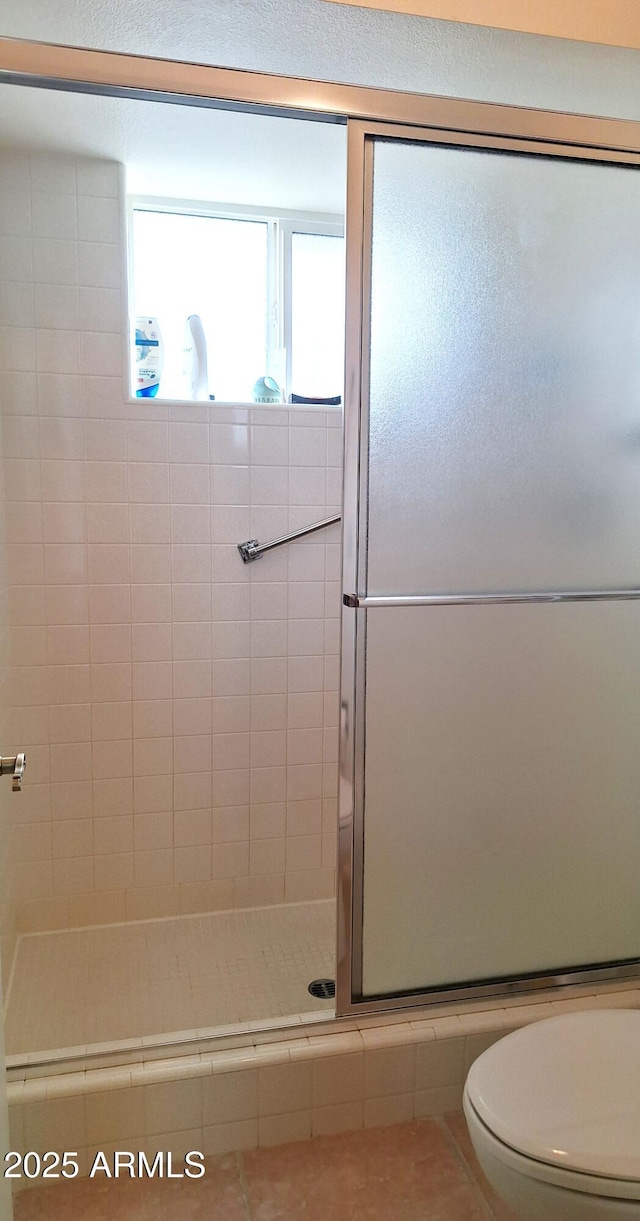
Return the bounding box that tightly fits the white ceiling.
[0,84,346,215]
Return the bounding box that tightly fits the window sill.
[126,397,342,413]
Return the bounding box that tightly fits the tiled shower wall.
[0,148,341,935]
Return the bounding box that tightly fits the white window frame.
[128,196,343,403]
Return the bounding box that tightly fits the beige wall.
[320,0,640,50]
[0,149,340,934]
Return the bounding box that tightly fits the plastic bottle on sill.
[134,317,163,397]
[182,314,210,401]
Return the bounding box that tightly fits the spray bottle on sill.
[134,317,163,397]
[182,314,210,401]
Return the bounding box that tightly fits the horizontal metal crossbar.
[343,589,640,608]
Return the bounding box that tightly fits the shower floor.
[5,899,335,1057]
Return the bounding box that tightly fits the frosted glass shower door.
[346,128,640,1003]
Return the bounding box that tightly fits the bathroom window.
[129,200,344,404]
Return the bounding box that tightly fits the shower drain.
[308,978,336,999]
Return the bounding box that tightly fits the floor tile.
[444,1112,519,1221]
[242,1118,490,1220]
[6,900,335,1054]
[13,1153,247,1221]
[11,1118,499,1221]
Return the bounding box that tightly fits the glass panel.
[131,210,267,401]
[291,231,345,398]
[367,141,640,596]
[361,602,640,998]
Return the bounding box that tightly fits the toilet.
[463,1009,640,1220]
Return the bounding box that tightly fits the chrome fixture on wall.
[0,753,26,792]
[238,514,341,563]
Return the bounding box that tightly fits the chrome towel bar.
[238,514,341,563]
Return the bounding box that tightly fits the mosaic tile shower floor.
[6,900,335,1055]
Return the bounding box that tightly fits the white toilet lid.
[466,1008,640,1181]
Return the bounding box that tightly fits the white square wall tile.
[78,242,121,289]
[0,153,30,192]
[415,1084,464,1118]
[85,1087,146,1144]
[415,1038,466,1089]
[202,1070,258,1125]
[84,419,126,461]
[258,1111,312,1147]
[170,422,209,463]
[132,626,172,667]
[312,1101,363,1138]
[40,417,84,460]
[77,196,121,244]
[212,840,249,879]
[364,1046,417,1099]
[212,766,250,806]
[212,805,250,842]
[174,845,212,883]
[0,280,34,327]
[250,838,285,875]
[81,332,122,377]
[31,192,77,240]
[312,1054,364,1108]
[363,1094,414,1129]
[134,811,173,851]
[202,1119,258,1156]
[251,426,288,465]
[85,463,127,504]
[23,1096,85,1151]
[41,460,85,503]
[30,154,77,194]
[143,1079,202,1136]
[0,235,32,281]
[174,769,212,811]
[174,807,212,845]
[79,287,122,333]
[211,424,250,464]
[32,238,78,285]
[76,159,120,198]
[0,189,31,236]
[0,326,36,373]
[258,1062,312,1117]
[127,420,168,463]
[170,463,210,504]
[290,428,326,466]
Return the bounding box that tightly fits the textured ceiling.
[0,84,347,214]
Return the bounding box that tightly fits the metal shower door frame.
[4,35,640,1025]
[337,117,640,1018]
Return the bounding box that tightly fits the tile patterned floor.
[6,900,336,1055]
[13,1117,521,1220]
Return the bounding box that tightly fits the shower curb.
[8,984,640,1188]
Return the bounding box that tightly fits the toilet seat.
[464,1088,640,1202]
[465,1009,640,1197]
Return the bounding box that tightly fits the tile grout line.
[236,1149,254,1221]
[434,1115,498,1221]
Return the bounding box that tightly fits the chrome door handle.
[0,753,27,792]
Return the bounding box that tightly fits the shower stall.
[0,36,640,1087]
